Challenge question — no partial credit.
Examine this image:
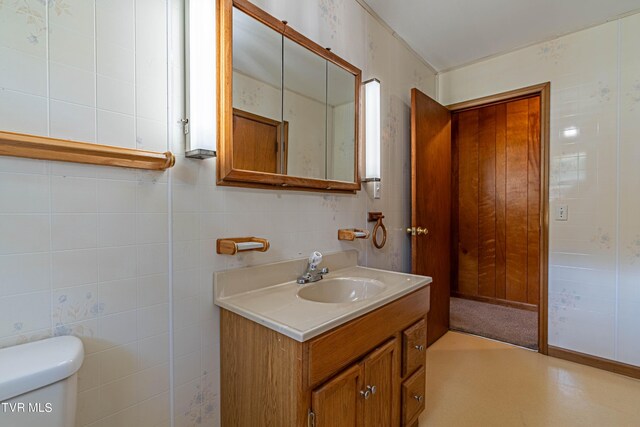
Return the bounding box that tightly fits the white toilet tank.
[0,336,84,427]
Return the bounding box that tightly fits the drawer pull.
[414,344,425,352]
[413,394,424,403]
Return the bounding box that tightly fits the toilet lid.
[0,336,84,401]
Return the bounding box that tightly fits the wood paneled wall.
[452,96,541,306]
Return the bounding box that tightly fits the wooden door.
[312,363,364,427]
[452,96,540,306]
[232,108,288,174]
[410,89,452,347]
[362,339,398,426]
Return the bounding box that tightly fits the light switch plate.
[556,204,568,221]
[373,181,381,199]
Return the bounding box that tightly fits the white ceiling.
[363,0,640,71]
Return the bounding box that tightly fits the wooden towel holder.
[216,237,270,255]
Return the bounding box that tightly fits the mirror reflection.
[232,7,283,174]
[327,61,356,182]
[283,37,327,179]
[231,7,356,182]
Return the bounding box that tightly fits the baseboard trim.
[548,346,640,380]
[452,292,538,312]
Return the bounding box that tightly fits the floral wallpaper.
[1,0,72,44]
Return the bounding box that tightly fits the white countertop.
[214,263,431,342]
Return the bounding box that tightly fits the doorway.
[410,83,549,353]
[451,94,541,349]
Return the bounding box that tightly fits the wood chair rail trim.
[0,130,175,170]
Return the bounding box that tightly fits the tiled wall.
[438,13,640,366]
[0,0,171,426]
[0,0,435,426]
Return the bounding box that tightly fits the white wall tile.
[51,176,97,213]
[138,303,168,339]
[49,62,96,107]
[97,74,135,115]
[138,333,169,370]
[137,214,169,244]
[135,363,170,401]
[0,173,49,213]
[0,47,47,96]
[137,182,168,213]
[0,214,49,255]
[97,41,134,83]
[96,0,135,50]
[97,180,136,213]
[0,291,50,336]
[49,100,97,143]
[48,25,95,72]
[137,243,168,276]
[138,274,168,308]
[0,90,47,135]
[98,309,137,349]
[0,253,49,297]
[98,278,137,315]
[97,109,136,149]
[98,342,138,383]
[136,117,168,152]
[98,246,137,282]
[52,249,98,288]
[98,213,136,248]
[51,214,97,251]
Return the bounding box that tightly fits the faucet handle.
[308,251,323,269]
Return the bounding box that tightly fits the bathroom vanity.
[214,251,432,426]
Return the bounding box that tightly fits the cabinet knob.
[413,394,424,403]
[360,389,371,400]
[414,344,425,352]
[416,227,429,236]
[368,385,376,395]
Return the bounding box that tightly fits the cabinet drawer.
[402,319,426,377]
[402,366,426,426]
[307,287,429,388]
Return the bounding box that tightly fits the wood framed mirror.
[217,0,362,193]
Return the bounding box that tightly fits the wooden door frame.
[447,82,550,355]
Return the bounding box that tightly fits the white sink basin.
[297,277,386,303]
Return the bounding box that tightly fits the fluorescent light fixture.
[364,78,381,181]
[185,0,217,159]
[563,126,579,139]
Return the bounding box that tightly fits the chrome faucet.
[297,251,329,284]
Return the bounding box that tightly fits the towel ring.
[368,212,387,249]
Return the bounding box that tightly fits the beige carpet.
[449,297,538,349]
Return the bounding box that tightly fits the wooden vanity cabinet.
[313,339,398,427]
[220,286,430,427]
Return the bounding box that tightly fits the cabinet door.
[312,363,364,427]
[362,339,398,426]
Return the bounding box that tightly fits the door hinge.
[181,118,189,135]
[308,410,315,427]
